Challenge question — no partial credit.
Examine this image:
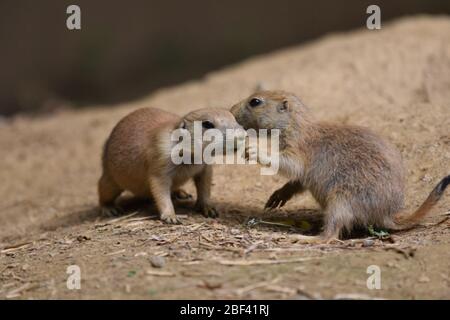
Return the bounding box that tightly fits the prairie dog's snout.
[180,108,243,153]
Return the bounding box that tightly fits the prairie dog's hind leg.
[149,176,181,224]
[98,172,124,216]
[321,200,355,240]
[295,200,353,244]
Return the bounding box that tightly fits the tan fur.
[99,107,242,223]
[231,90,449,240]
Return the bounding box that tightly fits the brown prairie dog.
[231,90,449,242]
[98,107,243,224]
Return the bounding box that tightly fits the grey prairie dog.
[231,90,449,242]
[98,107,243,224]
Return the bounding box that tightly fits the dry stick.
[189,222,206,232]
[296,287,317,299]
[218,256,319,266]
[1,241,33,253]
[244,241,264,255]
[105,249,126,256]
[199,241,242,253]
[6,283,40,299]
[265,285,297,295]
[146,270,176,277]
[123,216,158,224]
[182,260,204,265]
[255,220,297,228]
[106,211,139,224]
[334,293,385,300]
[168,232,185,244]
[253,247,315,253]
[235,277,281,296]
[201,233,214,243]
[181,270,222,277]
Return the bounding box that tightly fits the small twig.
[200,234,214,243]
[146,270,175,277]
[254,247,309,252]
[199,241,242,253]
[180,270,222,277]
[244,241,264,255]
[182,260,204,266]
[265,285,297,295]
[106,212,139,224]
[123,216,158,224]
[189,222,206,232]
[1,241,33,253]
[334,293,385,300]
[296,287,317,299]
[235,277,281,296]
[105,249,126,256]
[168,233,184,244]
[218,257,318,266]
[6,283,40,299]
[246,217,297,229]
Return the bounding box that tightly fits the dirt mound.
[1,16,449,299]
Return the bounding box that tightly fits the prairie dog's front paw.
[246,143,273,167]
[245,143,258,163]
[265,188,289,210]
[160,213,182,224]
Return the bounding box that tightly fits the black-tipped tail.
[393,174,450,229]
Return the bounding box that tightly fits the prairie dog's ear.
[277,100,289,113]
[178,119,186,129]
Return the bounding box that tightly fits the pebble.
[230,228,240,235]
[362,239,375,247]
[421,174,433,183]
[150,256,166,268]
[418,275,430,283]
[134,252,148,257]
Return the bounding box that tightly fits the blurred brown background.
[1,0,449,116]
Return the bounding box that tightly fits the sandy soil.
[1,16,449,299]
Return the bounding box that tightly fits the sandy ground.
[1,16,450,299]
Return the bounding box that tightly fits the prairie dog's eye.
[249,98,262,107]
[202,120,215,129]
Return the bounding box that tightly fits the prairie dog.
[231,90,449,242]
[99,107,243,224]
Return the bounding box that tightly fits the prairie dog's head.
[230,90,310,131]
[177,108,245,155]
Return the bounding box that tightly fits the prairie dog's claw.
[245,144,258,162]
[197,204,218,218]
[265,190,288,210]
[161,214,182,224]
[101,206,124,217]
